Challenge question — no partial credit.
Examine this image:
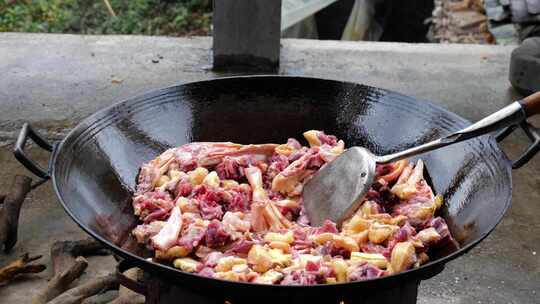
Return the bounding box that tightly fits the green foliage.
[0,0,212,35]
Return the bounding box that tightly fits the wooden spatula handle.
[520,91,540,117]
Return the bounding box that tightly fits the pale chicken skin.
[132,131,455,285]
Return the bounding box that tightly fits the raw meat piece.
[151,206,183,251]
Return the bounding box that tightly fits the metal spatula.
[303,92,540,227]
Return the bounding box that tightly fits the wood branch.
[47,272,118,304]
[102,0,117,17]
[0,175,32,252]
[55,239,105,256]
[50,239,105,274]
[31,239,106,303]
[0,253,45,284]
[31,257,88,304]
[109,268,144,304]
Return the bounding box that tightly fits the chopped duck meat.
[416,227,441,246]
[226,184,252,212]
[262,200,293,231]
[273,198,301,221]
[303,130,338,147]
[174,181,193,198]
[222,211,251,239]
[393,195,443,227]
[318,141,345,163]
[203,251,224,268]
[321,242,352,259]
[132,221,165,244]
[245,166,292,232]
[275,138,301,157]
[390,241,417,273]
[366,180,400,209]
[132,191,174,219]
[133,131,456,285]
[195,246,214,259]
[173,258,203,273]
[136,148,176,194]
[137,163,160,195]
[280,262,335,285]
[175,142,277,169]
[384,222,417,257]
[143,208,170,223]
[375,159,408,184]
[245,166,271,232]
[151,206,183,251]
[286,138,302,149]
[347,262,385,281]
[197,267,215,278]
[312,220,339,234]
[215,155,263,180]
[288,147,309,163]
[391,160,434,202]
[215,156,243,180]
[225,239,255,256]
[280,270,317,285]
[266,153,289,182]
[178,223,207,250]
[426,216,455,247]
[390,160,442,226]
[317,132,338,146]
[250,202,269,232]
[245,166,268,203]
[199,199,223,221]
[271,148,322,195]
[205,220,230,248]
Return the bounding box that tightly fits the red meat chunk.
[281,265,334,285]
[267,153,289,179]
[143,208,170,223]
[226,185,252,212]
[322,242,351,258]
[205,220,230,248]
[174,182,193,198]
[199,200,223,221]
[216,156,242,180]
[317,132,338,146]
[347,263,384,281]
[286,138,302,149]
[198,267,215,278]
[178,223,207,249]
[225,239,255,255]
[427,217,455,247]
[203,251,224,267]
[195,185,225,220]
[384,222,416,258]
[314,220,338,234]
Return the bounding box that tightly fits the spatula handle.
[519,91,540,117]
[376,92,539,164]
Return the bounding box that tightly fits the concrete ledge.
[0,33,519,145]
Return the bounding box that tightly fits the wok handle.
[13,123,54,179]
[495,121,540,169]
[116,259,147,296]
[377,91,540,165]
[519,91,540,117]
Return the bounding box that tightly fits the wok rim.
[49,75,513,289]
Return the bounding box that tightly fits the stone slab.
[0,33,520,144]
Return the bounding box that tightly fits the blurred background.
[1,0,538,44]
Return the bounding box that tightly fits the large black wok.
[13,76,539,302]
